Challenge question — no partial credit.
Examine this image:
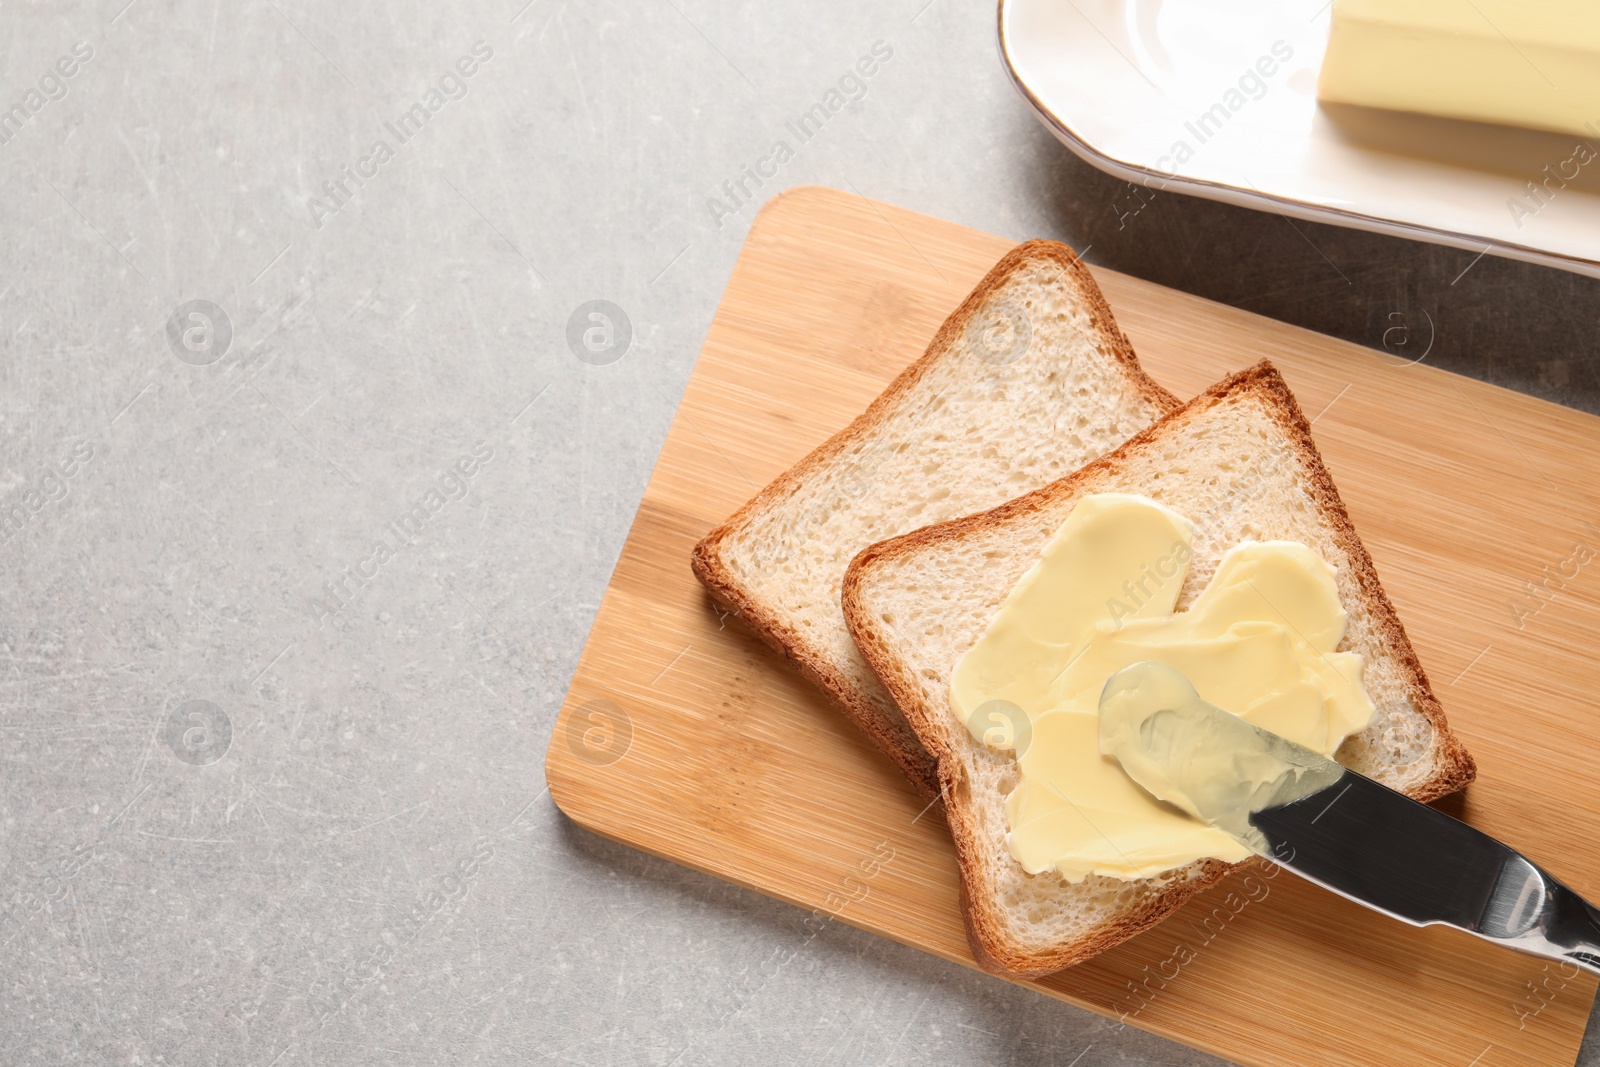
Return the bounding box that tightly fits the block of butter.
[1318,0,1600,138]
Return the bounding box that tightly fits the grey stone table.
[4,1,1598,1064]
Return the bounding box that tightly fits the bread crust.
[690,240,1181,797]
[842,360,1477,976]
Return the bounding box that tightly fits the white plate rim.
[996,0,1600,280]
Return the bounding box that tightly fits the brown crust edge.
[690,239,1182,798]
[842,359,1477,977]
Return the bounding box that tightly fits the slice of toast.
[841,361,1477,975]
[691,241,1181,796]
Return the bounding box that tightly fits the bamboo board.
[545,186,1600,1066]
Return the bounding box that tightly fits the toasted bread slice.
[691,241,1181,796]
[841,361,1476,975]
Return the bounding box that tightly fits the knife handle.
[1543,879,1600,975]
[1479,854,1600,975]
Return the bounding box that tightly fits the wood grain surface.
[544,185,1600,1067]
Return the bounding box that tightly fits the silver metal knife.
[1097,660,1600,975]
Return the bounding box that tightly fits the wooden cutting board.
[544,186,1600,1066]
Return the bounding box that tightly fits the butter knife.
[1097,660,1600,975]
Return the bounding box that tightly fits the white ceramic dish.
[999,0,1600,279]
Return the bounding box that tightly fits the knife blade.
[1097,660,1600,974]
